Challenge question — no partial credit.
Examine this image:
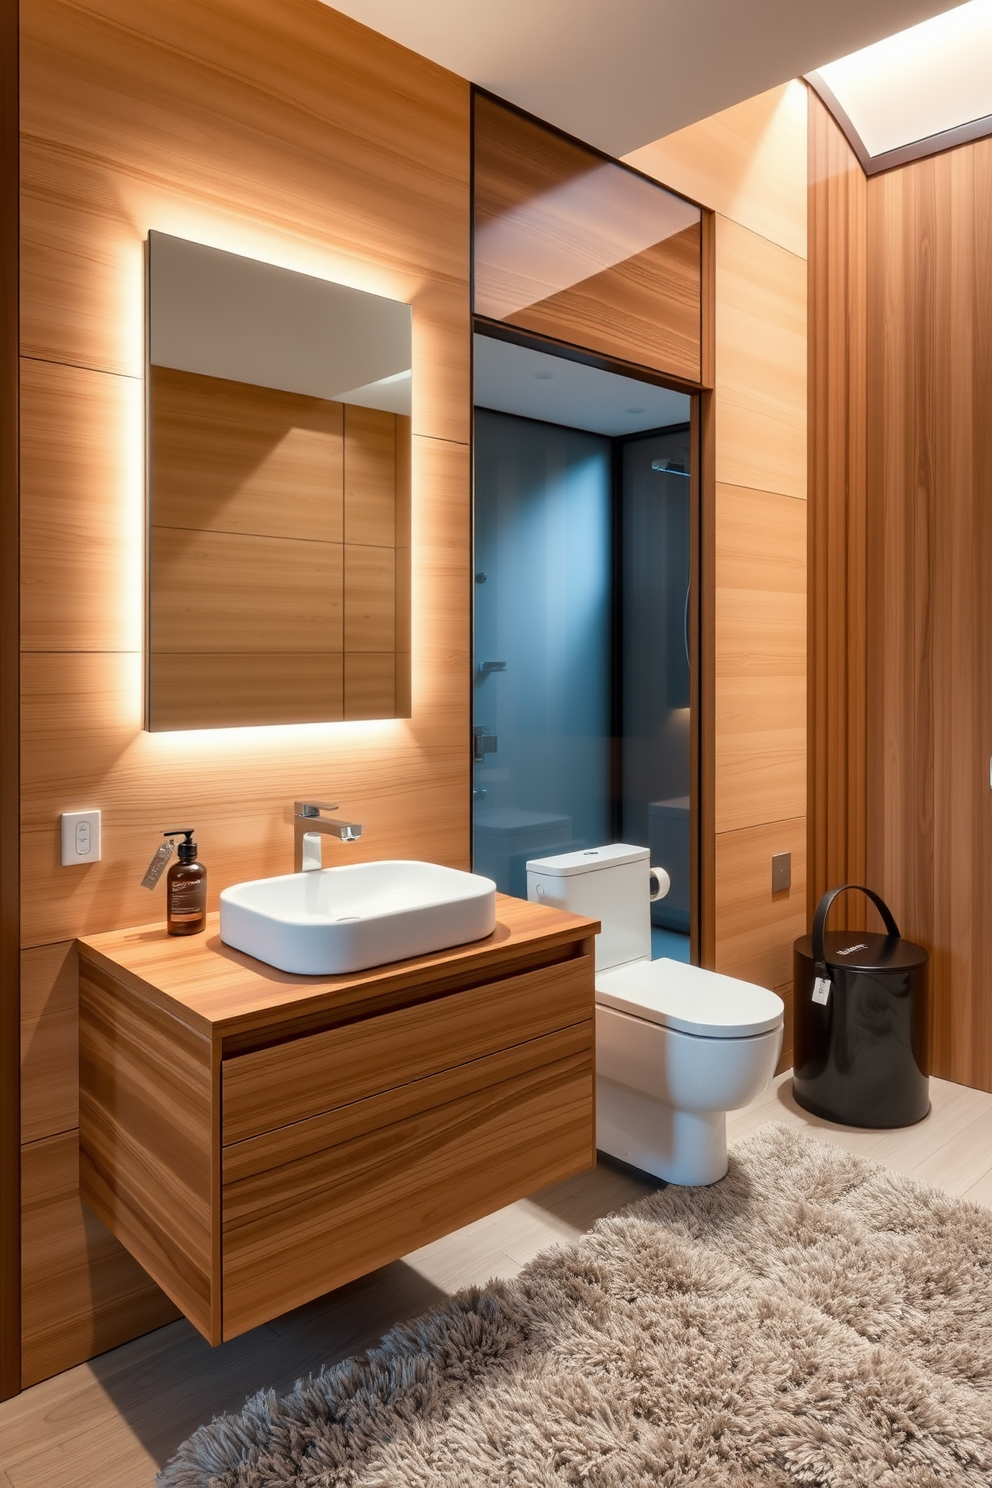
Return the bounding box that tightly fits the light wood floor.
[3,1071,992,1487]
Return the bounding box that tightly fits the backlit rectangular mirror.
[145,232,411,731]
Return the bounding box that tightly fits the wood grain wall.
[1,0,22,1405]
[807,93,868,927]
[628,82,809,1046]
[865,139,992,1093]
[807,96,992,1092]
[16,0,470,1389]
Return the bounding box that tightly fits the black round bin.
[793,884,929,1128]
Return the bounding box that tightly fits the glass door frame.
[469,319,712,968]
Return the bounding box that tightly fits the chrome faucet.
[294,801,363,872]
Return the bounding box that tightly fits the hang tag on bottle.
[140,838,174,889]
[812,976,832,1006]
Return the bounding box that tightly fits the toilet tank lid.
[526,843,649,877]
[596,958,784,1038]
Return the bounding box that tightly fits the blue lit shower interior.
[472,335,692,960]
[474,412,612,858]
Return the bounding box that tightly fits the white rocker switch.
[61,809,101,865]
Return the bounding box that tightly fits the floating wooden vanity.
[77,894,597,1344]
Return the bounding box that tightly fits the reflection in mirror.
[145,232,411,731]
[473,94,702,383]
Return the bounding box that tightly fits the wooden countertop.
[77,893,599,1041]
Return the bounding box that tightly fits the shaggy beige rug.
[160,1124,992,1487]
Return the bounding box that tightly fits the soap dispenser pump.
[164,828,206,936]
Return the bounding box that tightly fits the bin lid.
[795,929,927,972]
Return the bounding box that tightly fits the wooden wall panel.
[149,368,344,543]
[715,217,807,501]
[21,1132,179,1387]
[17,0,471,1380]
[344,654,395,722]
[1,0,19,1397]
[625,81,808,260]
[866,140,992,1092]
[807,92,868,927]
[714,816,807,988]
[149,528,345,652]
[714,483,806,835]
[149,653,345,732]
[20,358,141,653]
[633,85,808,999]
[20,942,77,1144]
[344,405,396,548]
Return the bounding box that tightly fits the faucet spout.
[294,801,363,871]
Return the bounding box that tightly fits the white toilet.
[527,843,784,1186]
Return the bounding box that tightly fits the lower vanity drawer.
[222,952,593,1143]
[220,1021,594,1338]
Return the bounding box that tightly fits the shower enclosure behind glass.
[472,336,693,960]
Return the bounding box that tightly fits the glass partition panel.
[473,334,693,961]
[473,93,702,383]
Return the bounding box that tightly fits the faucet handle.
[295,800,340,818]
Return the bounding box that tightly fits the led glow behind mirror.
[145,233,411,731]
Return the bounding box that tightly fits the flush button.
[771,851,791,893]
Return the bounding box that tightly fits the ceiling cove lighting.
[809,0,992,174]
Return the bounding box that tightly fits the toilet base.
[597,1076,728,1185]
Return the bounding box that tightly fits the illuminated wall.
[18,0,470,1386]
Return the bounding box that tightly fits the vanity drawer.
[221,952,593,1143]
[221,1022,594,1337]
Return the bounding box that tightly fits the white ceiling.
[817,1,992,158]
[473,334,691,437]
[325,0,961,156]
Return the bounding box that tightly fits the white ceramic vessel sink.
[219,860,498,975]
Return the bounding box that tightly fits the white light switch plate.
[61,809,101,865]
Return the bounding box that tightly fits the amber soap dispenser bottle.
[164,828,206,936]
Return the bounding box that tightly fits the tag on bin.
[812,976,831,1006]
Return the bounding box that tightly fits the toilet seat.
[595,957,783,1039]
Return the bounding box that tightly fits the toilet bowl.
[527,843,784,1186]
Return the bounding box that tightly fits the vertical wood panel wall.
[1,0,22,1405]
[808,102,992,1092]
[865,141,992,1093]
[628,82,809,1052]
[807,94,868,926]
[17,0,470,1388]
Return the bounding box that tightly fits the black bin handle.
[812,884,900,983]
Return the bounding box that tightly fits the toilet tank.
[526,844,651,972]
